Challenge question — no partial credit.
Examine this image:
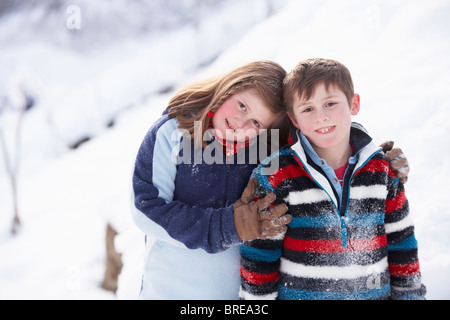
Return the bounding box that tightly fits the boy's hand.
[234,179,291,242]
[380,141,410,184]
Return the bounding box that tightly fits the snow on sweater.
[240,125,426,300]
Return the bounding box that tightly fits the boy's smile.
[316,126,335,134]
[288,82,360,168]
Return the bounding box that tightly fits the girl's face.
[211,89,276,143]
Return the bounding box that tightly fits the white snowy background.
[0,0,449,300]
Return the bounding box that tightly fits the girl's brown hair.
[166,60,290,147]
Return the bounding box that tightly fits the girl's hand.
[234,179,291,242]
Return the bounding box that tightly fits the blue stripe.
[388,235,418,251]
[346,212,384,227]
[256,173,274,192]
[240,246,282,263]
[278,283,391,300]
[254,148,292,192]
[289,215,339,228]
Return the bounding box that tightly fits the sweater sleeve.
[132,117,242,254]
[385,174,426,299]
[239,156,286,300]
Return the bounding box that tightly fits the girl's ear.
[287,112,300,129]
[351,94,361,116]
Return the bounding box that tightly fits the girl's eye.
[252,119,260,128]
[239,103,247,111]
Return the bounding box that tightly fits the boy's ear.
[351,94,361,116]
[287,112,300,129]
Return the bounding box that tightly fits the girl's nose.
[235,115,251,129]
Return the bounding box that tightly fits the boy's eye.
[302,107,313,113]
[252,119,260,128]
[239,103,247,111]
[326,102,337,108]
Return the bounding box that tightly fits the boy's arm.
[385,173,426,299]
[239,177,287,300]
[240,236,284,300]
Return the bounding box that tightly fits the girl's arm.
[132,117,289,254]
[132,117,241,254]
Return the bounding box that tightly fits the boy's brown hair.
[283,58,355,115]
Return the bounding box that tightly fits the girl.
[132,61,292,299]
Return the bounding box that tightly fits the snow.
[1,0,450,300]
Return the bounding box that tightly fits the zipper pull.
[341,217,348,248]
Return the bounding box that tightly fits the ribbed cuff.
[222,205,243,248]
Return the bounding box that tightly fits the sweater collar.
[290,123,380,209]
[293,122,373,164]
[291,122,381,179]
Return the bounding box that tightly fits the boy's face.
[288,82,360,152]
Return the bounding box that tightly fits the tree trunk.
[0,127,21,235]
[101,223,123,293]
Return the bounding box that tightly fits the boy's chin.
[310,138,341,150]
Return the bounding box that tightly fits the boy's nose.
[315,109,330,123]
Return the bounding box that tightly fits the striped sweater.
[240,127,426,300]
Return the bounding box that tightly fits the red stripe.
[240,266,279,285]
[389,261,421,276]
[356,159,396,178]
[268,165,310,188]
[386,189,406,213]
[284,236,387,253]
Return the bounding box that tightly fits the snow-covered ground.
[1,0,450,300]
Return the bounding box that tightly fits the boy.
[239,58,426,300]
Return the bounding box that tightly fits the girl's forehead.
[232,88,258,98]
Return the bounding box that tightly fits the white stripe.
[350,185,387,200]
[280,257,388,280]
[262,232,285,241]
[239,288,277,300]
[385,215,413,234]
[286,189,329,205]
